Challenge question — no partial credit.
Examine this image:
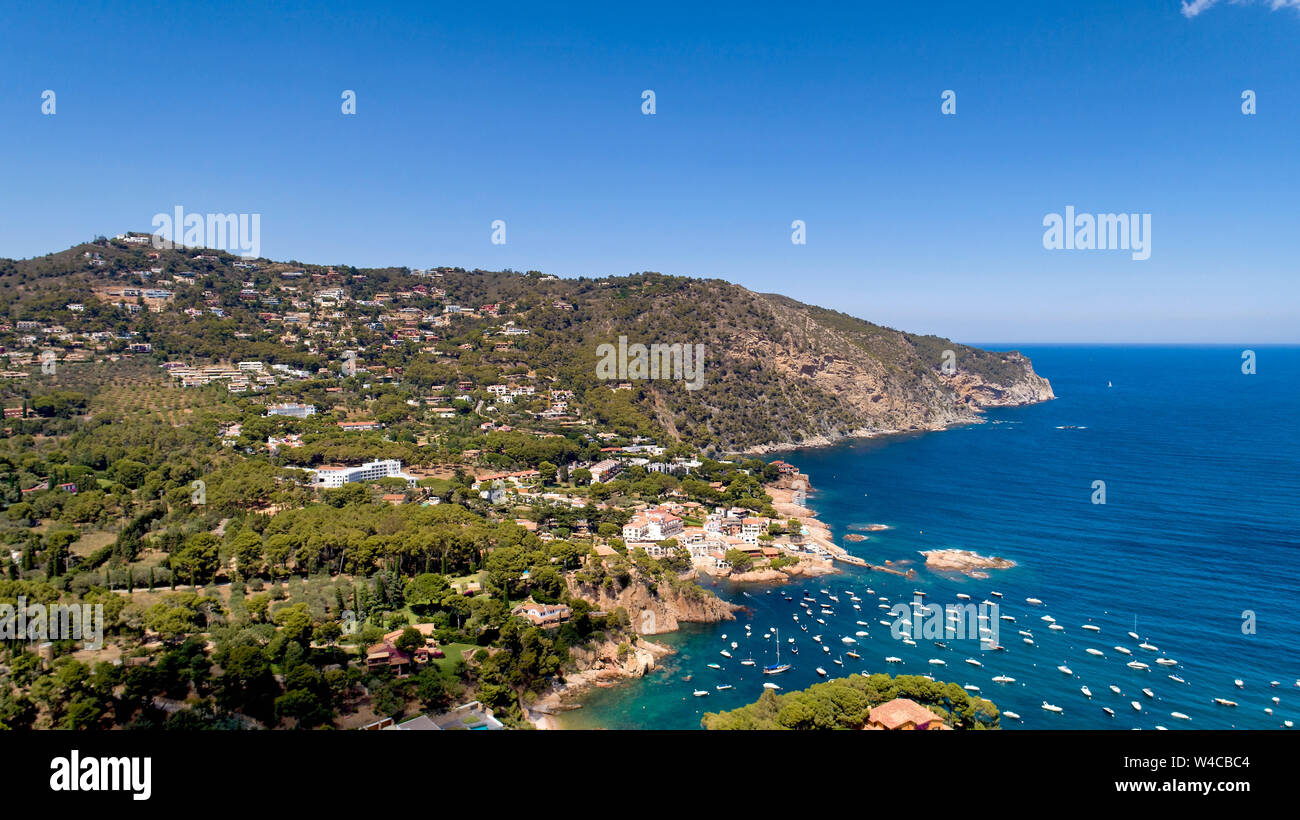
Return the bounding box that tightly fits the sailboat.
[763,628,791,675]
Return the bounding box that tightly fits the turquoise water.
[559,346,1300,730]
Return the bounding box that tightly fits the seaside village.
[1,239,922,730]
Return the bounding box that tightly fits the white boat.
[1085,648,1105,657]
[1082,624,1101,632]
[720,650,732,658]
[1127,631,1140,640]
[1003,711,1020,720]
[1026,597,1043,605]
[792,614,798,622]
[1127,661,1150,670]
[1168,675,1185,683]
[1103,707,1115,716]
[1234,679,1244,688]
[846,651,860,659]
[1171,711,1190,720]
[1041,702,1063,713]
[822,646,830,654]
[716,684,733,691]
[992,675,1016,683]
[956,593,970,600]
[1049,624,1065,631]
[963,685,980,692]
[928,658,946,666]
[763,629,790,675]
[740,659,756,667]
[1041,615,1056,623]
[1058,665,1073,675]
[1114,646,1132,655]
[1142,688,1154,698]
[1109,685,1122,695]
[1000,615,1015,622]
[1138,642,1158,651]
[816,619,825,625]
[856,620,870,626]
[693,690,709,697]
[879,620,892,627]
[845,635,861,642]
[812,635,822,643]
[828,595,839,603]
[1081,686,1092,698]
[885,656,903,663]
[1023,638,1034,645]
[815,667,827,676]
[990,591,1003,598]
[852,604,861,610]
[965,658,983,667]
[833,658,843,666]
[763,682,781,690]
[706,663,721,670]
[1131,701,1142,712]
[1214,698,1238,707]
[1018,630,1033,637]
[1155,658,1177,666]
[902,638,916,646]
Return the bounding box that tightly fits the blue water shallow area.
[558,346,1300,730]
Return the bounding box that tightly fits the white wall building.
[309,459,414,489]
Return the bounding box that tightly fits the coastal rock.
[920,548,1015,576]
[566,569,740,635]
[733,306,1056,454]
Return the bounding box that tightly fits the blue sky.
[1,0,1297,343]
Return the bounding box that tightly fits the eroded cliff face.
[567,636,671,680]
[940,352,1056,409]
[715,296,1055,452]
[567,570,740,636]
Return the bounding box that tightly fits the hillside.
[0,237,1052,453]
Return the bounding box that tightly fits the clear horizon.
[2,0,1298,343]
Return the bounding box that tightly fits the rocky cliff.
[567,569,740,635]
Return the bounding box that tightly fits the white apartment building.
[309,459,414,489]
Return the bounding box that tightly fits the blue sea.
[558,346,1300,729]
